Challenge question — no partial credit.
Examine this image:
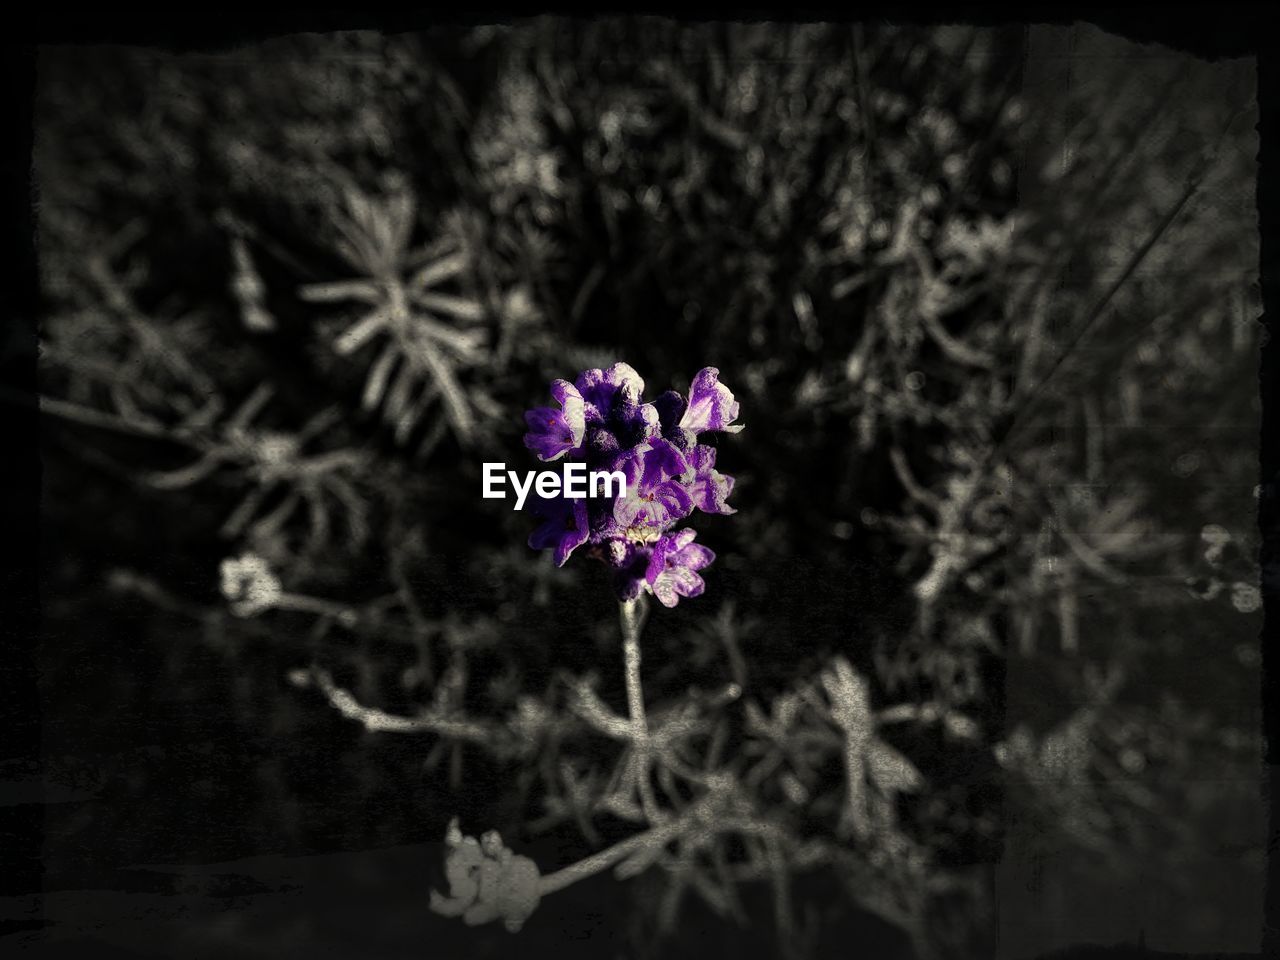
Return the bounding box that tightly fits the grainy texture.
[12,18,1264,960]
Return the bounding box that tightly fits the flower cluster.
[523,363,741,606]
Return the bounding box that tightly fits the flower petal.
[679,367,742,435]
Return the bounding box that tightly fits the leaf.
[412,291,485,322]
[395,384,436,446]
[865,741,923,796]
[334,306,391,356]
[144,452,222,490]
[228,383,274,430]
[411,335,475,443]
[418,318,486,362]
[383,365,420,438]
[416,417,450,460]
[743,699,772,735]
[821,656,872,741]
[362,343,399,412]
[943,711,981,740]
[298,279,382,304]
[411,250,470,290]
[614,832,668,879]
[331,205,382,275]
[385,191,416,261]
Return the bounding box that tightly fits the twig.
[570,680,635,740]
[297,667,498,744]
[889,445,942,511]
[537,795,712,897]
[24,391,184,442]
[274,592,353,619]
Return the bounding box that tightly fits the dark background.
[3,9,1275,960]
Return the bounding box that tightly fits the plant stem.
[620,596,662,823]
[276,593,359,627]
[537,796,698,897]
[300,667,500,744]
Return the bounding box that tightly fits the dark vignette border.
[0,5,1274,959]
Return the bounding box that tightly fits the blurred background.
[8,17,1265,959]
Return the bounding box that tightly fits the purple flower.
[528,494,590,567]
[615,395,661,449]
[606,539,651,601]
[574,362,644,421]
[652,390,696,451]
[613,439,694,534]
[586,424,621,460]
[523,363,741,607]
[523,380,586,461]
[679,367,743,436]
[645,529,715,608]
[685,444,736,515]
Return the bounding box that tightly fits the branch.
[537,794,713,896]
[295,667,499,745]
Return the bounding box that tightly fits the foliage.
[32,20,1261,959]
